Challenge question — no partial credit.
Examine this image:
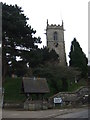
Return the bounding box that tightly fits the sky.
[1,0,89,64]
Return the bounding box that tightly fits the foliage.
[2,3,59,80]
[3,77,87,102]
[88,66,90,76]
[2,3,41,80]
[8,61,27,77]
[69,38,88,78]
[61,77,68,91]
[32,64,80,95]
[26,47,59,68]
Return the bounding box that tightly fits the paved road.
[2,107,88,118]
[56,108,88,118]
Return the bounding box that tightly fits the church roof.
[22,77,50,94]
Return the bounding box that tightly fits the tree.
[61,77,68,91]
[69,38,88,78]
[32,64,79,96]
[25,47,59,68]
[2,3,41,80]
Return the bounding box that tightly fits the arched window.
[53,32,58,41]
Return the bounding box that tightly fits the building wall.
[46,21,67,66]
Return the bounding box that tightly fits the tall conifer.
[69,38,88,78]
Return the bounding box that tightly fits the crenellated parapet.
[46,19,64,30]
[47,24,64,30]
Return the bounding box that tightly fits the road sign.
[54,97,62,103]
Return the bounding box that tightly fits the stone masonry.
[49,86,89,106]
[46,20,67,66]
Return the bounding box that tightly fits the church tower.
[46,20,67,66]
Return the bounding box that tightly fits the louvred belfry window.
[53,32,58,41]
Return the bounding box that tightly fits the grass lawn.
[3,77,26,103]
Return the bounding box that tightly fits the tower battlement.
[47,24,63,30]
[46,20,64,31]
[48,24,61,27]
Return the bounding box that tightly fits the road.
[56,108,88,118]
[2,107,88,119]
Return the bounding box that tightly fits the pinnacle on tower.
[62,20,63,27]
[47,19,48,26]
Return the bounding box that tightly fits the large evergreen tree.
[69,38,88,78]
[2,3,41,80]
[27,47,59,68]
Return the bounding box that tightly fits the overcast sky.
[1,0,89,64]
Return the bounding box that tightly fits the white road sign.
[54,97,62,103]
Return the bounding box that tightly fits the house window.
[53,32,58,41]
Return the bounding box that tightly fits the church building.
[46,20,67,66]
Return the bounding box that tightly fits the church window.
[53,32,58,41]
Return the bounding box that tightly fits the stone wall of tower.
[46,21,67,66]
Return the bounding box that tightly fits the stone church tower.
[46,20,67,66]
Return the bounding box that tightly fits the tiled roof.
[22,77,50,93]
